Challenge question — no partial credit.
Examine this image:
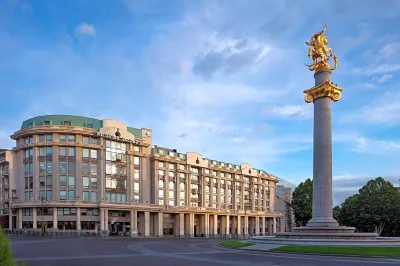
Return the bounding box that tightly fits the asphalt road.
[10,237,400,266]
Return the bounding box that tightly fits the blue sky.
[1,0,400,204]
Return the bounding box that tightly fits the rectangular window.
[59,134,66,142]
[83,149,89,158]
[39,135,45,142]
[83,136,89,144]
[46,161,53,173]
[68,190,75,200]
[90,150,97,159]
[59,161,67,174]
[59,147,66,156]
[90,138,98,145]
[46,190,53,200]
[134,182,140,193]
[39,147,45,156]
[44,121,50,125]
[68,135,75,142]
[60,175,67,187]
[39,190,45,199]
[68,176,75,188]
[64,121,72,126]
[90,177,97,189]
[83,191,90,201]
[39,176,45,188]
[134,157,140,165]
[59,190,67,200]
[68,147,75,156]
[87,123,93,128]
[46,147,52,156]
[46,175,53,188]
[83,177,89,189]
[90,164,97,175]
[68,161,75,173]
[134,169,140,180]
[91,192,97,202]
[46,134,53,141]
[39,161,46,174]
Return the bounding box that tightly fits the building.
[0,150,16,229]
[5,115,283,237]
[275,179,296,232]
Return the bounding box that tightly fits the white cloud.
[75,22,96,36]
[377,74,392,83]
[270,104,312,119]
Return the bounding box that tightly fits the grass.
[218,240,254,249]
[271,245,400,258]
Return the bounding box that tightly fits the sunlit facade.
[4,115,284,237]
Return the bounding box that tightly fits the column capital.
[303,80,343,103]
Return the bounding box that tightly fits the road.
[10,237,400,266]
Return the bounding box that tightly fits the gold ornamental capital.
[303,80,343,103]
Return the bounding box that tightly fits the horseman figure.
[305,24,338,71]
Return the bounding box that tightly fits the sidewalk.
[241,243,283,251]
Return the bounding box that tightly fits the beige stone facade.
[5,115,283,237]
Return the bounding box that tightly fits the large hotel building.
[0,115,287,237]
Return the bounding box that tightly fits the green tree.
[291,178,313,226]
[0,226,17,266]
[333,205,341,223]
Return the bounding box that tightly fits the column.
[237,215,241,237]
[244,216,249,237]
[307,68,338,227]
[225,215,230,238]
[100,209,104,231]
[273,217,276,234]
[255,217,260,236]
[104,209,109,231]
[144,211,150,237]
[32,208,37,229]
[261,217,266,236]
[280,217,285,232]
[130,210,138,237]
[204,214,210,238]
[213,214,218,237]
[53,208,57,230]
[189,213,194,237]
[76,207,81,230]
[179,213,185,238]
[269,186,275,212]
[8,215,13,230]
[18,209,22,229]
[157,212,163,238]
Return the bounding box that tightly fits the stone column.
[213,214,218,237]
[189,213,194,238]
[76,208,81,230]
[156,212,163,238]
[52,208,57,230]
[179,213,185,238]
[261,217,266,236]
[144,211,150,237]
[273,217,277,234]
[306,69,338,228]
[100,209,104,231]
[8,215,13,230]
[104,209,109,232]
[255,217,260,236]
[244,216,249,237]
[18,209,22,229]
[225,215,230,238]
[32,208,37,229]
[205,214,210,238]
[130,210,138,237]
[237,215,241,237]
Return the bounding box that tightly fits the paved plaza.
[9,237,400,266]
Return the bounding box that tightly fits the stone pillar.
[156,212,163,238]
[225,215,230,238]
[130,210,138,237]
[255,217,260,236]
[104,209,109,232]
[205,214,210,238]
[52,208,57,230]
[244,216,249,238]
[189,213,194,238]
[100,209,104,231]
[76,208,81,230]
[144,211,150,237]
[18,209,22,229]
[8,215,13,230]
[179,213,185,238]
[213,214,218,237]
[307,68,338,228]
[261,217,266,236]
[280,217,285,232]
[273,217,277,234]
[237,215,241,237]
[32,208,37,229]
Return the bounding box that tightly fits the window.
[91,177,97,188]
[68,147,75,156]
[46,161,53,173]
[64,121,72,126]
[44,121,50,125]
[134,182,140,193]
[91,192,97,202]
[134,146,140,152]
[90,150,97,159]
[39,147,45,156]
[39,177,45,188]
[83,136,89,144]
[59,190,67,200]
[83,149,89,158]
[134,170,140,180]
[59,162,67,174]
[46,176,53,188]
[46,147,52,156]
[60,147,66,156]
[68,135,75,142]
[87,123,93,128]
[46,190,53,200]
[46,134,53,141]
[61,174,68,186]
[39,162,46,174]
[90,164,97,175]
[83,191,89,201]
[83,177,89,189]
[90,138,98,145]
[68,190,75,200]
[68,176,75,188]
[83,163,90,174]
[60,134,66,142]
[158,162,164,167]
[68,161,75,173]
[134,157,140,165]
[39,135,45,142]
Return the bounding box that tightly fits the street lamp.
[38,196,48,236]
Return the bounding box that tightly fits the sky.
[1,0,400,205]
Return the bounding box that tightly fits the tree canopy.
[291,178,313,226]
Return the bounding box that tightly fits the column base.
[130,230,138,238]
[306,217,339,228]
[100,230,109,237]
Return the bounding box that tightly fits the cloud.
[75,22,96,36]
[269,104,312,119]
[377,74,392,83]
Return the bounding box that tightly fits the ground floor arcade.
[12,207,284,237]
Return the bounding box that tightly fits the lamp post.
[38,196,48,236]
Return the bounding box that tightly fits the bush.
[0,226,17,266]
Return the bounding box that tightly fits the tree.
[339,177,400,236]
[333,205,341,223]
[291,178,313,226]
[0,226,17,266]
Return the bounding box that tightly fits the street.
[10,237,400,266]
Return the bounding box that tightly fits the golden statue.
[305,24,338,71]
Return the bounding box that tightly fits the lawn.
[218,240,254,249]
[271,245,400,258]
